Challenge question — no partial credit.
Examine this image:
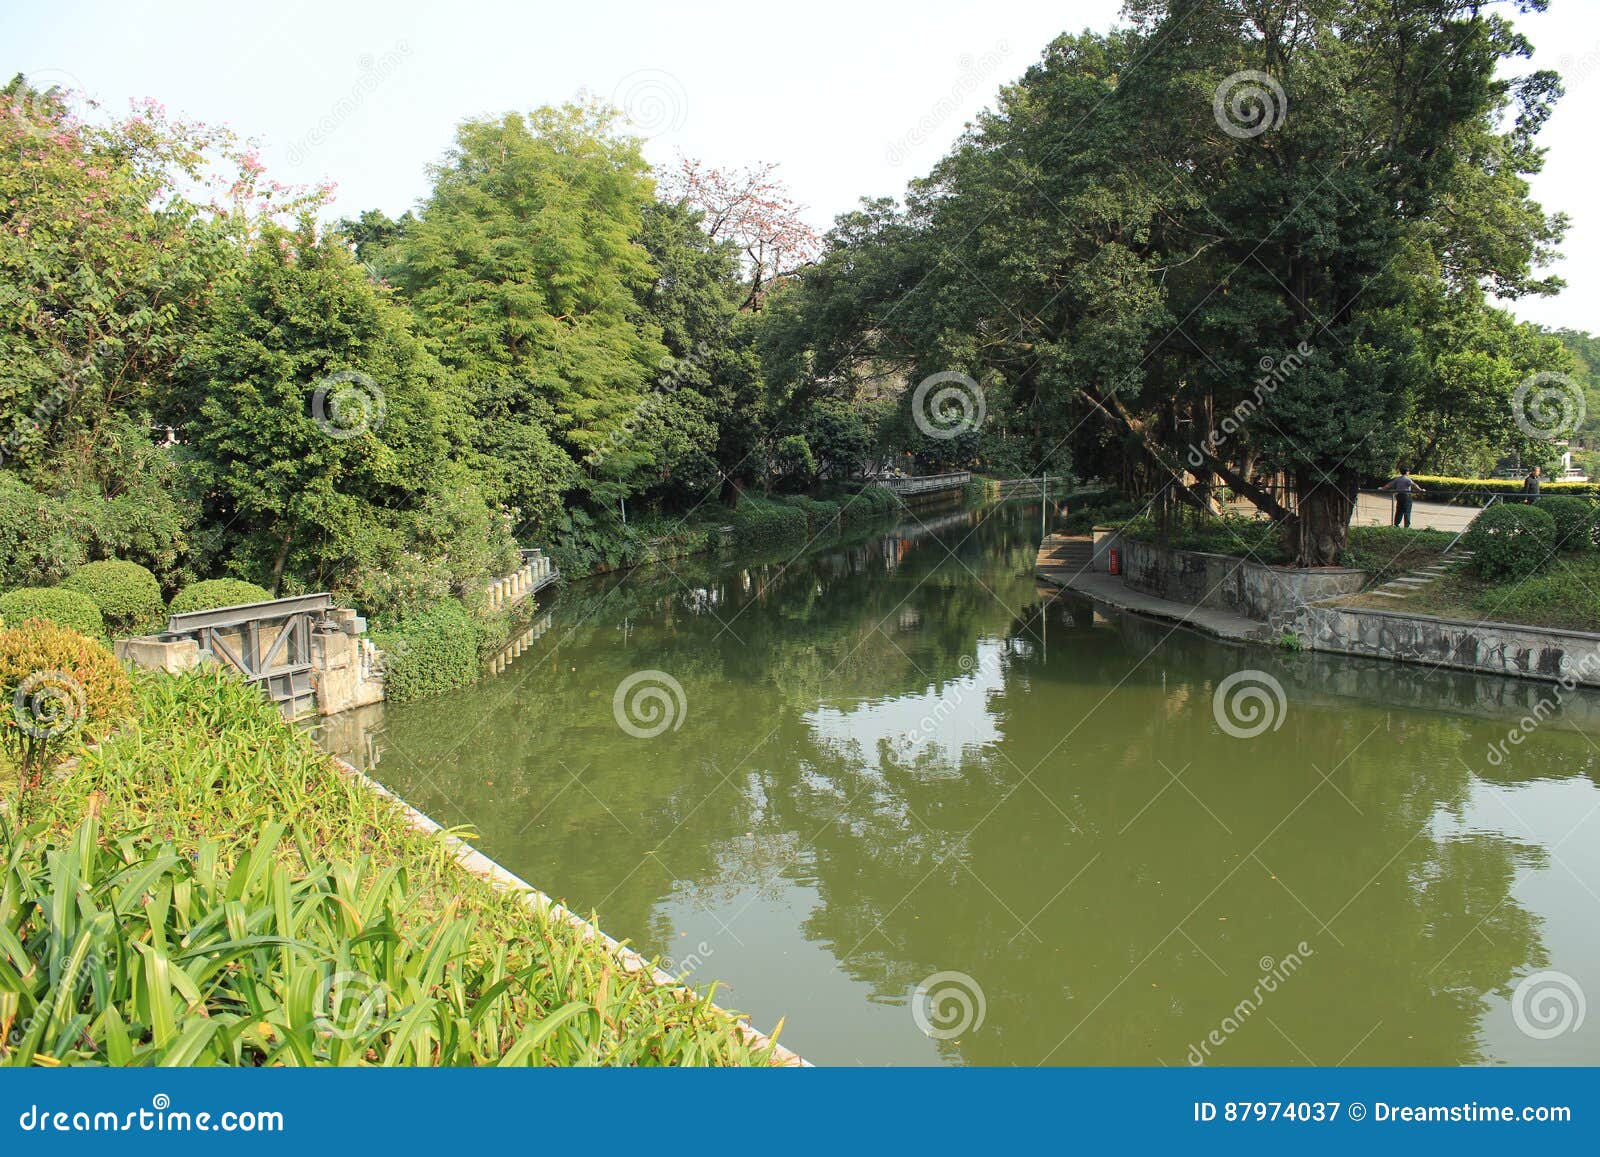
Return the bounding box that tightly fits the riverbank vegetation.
[0,660,775,1065]
[6,0,1598,615]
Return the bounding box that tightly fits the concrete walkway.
[1035,536,1273,643]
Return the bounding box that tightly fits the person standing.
[1381,468,1425,527]
[1524,465,1542,503]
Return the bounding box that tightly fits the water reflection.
[315,502,1600,1066]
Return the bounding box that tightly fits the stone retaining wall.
[1117,539,1365,627]
[1296,603,1600,688]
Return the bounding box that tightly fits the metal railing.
[163,593,335,717]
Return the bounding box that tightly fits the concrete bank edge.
[329,755,809,1067]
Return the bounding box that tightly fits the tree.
[662,157,822,311]
[181,221,511,610]
[383,103,669,536]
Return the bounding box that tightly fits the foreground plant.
[3,666,774,1066]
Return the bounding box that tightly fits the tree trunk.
[1289,472,1356,567]
[270,528,294,597]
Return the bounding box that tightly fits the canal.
[321,501,1600,1066]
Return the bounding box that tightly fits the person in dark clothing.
[1381,468,1425,527]
[1524,466,1542,503]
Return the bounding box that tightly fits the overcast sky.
[6,0,1597,331]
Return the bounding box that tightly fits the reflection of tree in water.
[780,596,1550,1065]
[362,502,1577,1065]
[364,503,1039,960]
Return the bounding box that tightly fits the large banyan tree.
[778,0,1569,565]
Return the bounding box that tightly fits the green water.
[322,502,1600,1066]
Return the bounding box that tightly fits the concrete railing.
[879,471,972,496]
[487,548,558,610]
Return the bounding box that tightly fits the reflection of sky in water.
[1431,775,1600,1066]
[805,637,1010,775]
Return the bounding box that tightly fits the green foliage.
[1468,553,1600,630]
[1462,503,1556,580]
[0,618,131,793]
[59,560,164,636]
[0,475,86,589]
[0,588,105,638]
[1,667,770,1066]
[1119,511,1289,565]
[1535,496,1599,553]
[1411,474,1600,503]
[168,578,273,615]
[728,496,810,546]
[373,598,481,704]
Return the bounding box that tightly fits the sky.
[4,0,1598,332]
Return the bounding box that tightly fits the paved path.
[1034,535,1273,643]
[1351,491,1477,532]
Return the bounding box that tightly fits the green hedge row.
[1409,475,1600,505]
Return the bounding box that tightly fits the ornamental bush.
[0,617,132,791]
[0,588,105,638]
[372,598,481,703]
[1535,496,1600,553]
[168,578,274,616]
[60,560,165,636]
[1462,503,1557,580]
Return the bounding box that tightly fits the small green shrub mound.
[374,597,480,703]
[1463,503,1556,579]
[728,497,809,546]
[0,588,105,638]
[168,578,274,616]
[60,560,165,636]
[0,617,133,790]
[1535,496,1600,553]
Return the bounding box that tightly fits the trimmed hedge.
[1410,475,1600,505]
[728,497,809,546]
[168,578,274,616]
[1462,503,1556,580]
[373,598,481,704]
[0,587,105,638]
[60,560,164,636]
[1535,496,1600,553]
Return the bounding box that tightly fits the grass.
[1336,550,1600,633]
[1,666,778,1066]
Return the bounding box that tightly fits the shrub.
[373,598,480,703]
[60,560,165,636]
[168,578,274,616]
[0,475,88,589]
[1409,475,1600,505]
[1535,496,1599,553]
[0,588,105,638]
[728,497,809,546]
[0,617,132,794]
[1462,502,1556,580]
